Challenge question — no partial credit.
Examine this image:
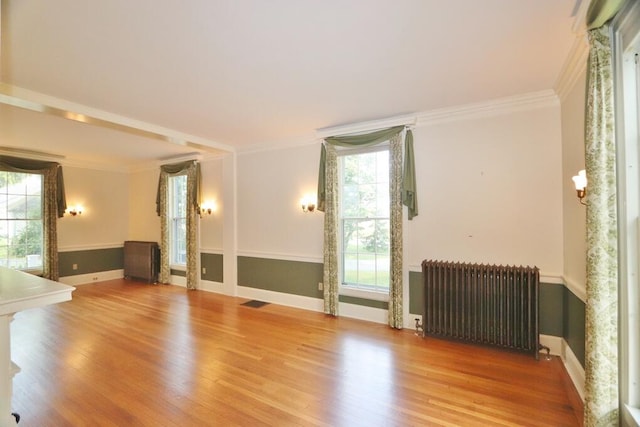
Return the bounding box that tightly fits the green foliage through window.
[0,171,44,271]
[339,149,390,291]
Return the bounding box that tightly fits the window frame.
[613,1,640,425]
[0,171,44,275]
[337,144,391,302]
[168,174,187,270]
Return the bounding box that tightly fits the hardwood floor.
[10,279,583,426]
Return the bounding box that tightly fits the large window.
[0,171,43,272]
[614,1,640,424]
[168,174,187,267]
[339,147,390,293]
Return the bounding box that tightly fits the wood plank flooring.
[10,279,583,426]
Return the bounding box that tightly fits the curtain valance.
[155,160,201,216]
[586,0,626,29]
[0,155,67,218]
[317,125,418,220]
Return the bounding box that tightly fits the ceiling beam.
[0,83,235,155]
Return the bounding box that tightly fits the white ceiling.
[0,0,581,169]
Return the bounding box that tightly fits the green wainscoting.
[238,256,323,298]
[201,253,223,282]
[58,247,124,277]
[339,295,388,309]
[564,289,586,367]
[540,283,564,337]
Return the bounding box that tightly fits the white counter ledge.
[0,267,75,426]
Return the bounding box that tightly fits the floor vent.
[241,300,270,308]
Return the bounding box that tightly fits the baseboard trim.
[562,339,586,401]
[59,269,124,286]
[199,279,225,293]
[237,286,324,312]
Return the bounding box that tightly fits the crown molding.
[554,35,589,102]
[416,90,559,127]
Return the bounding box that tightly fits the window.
[168,174,187,267]
[614,1,640,424]
[339,147,390,294]
[0,171,43,273]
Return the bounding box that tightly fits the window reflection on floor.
[337,334,394,421]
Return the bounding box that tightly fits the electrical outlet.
[202,267,206,274]
[318,282,323,291]
[72,263,78,270]
[92,277,98,281]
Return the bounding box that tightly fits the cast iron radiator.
[422,260,540,359]
[124,241,160,283]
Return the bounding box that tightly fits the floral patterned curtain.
[322,144,339,315]
[583,24,619,427]
[388,134,403,328]
[156,160,201,290]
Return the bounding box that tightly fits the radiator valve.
[414,318,423,336]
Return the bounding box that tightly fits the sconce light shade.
[300,195,316,213]
[199,201,216,217]
[572,169,587,205]
[67,205,83,216]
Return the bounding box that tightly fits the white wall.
[407,105,564,277]
[236,100,565,278]
[561,71,588,299]
[200,157,224,251]
[237,144,324,261]
[128,167,161,242]
[57,166,129,249]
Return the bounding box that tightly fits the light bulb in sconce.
[68,205,83,216]
[300,195,316,213]
[571,169,587,205]
[199,201,216,217]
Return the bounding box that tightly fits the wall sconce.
[67,205,83,216]
[199,201,216,217]
[571,169,587,205]
[301,195,316,213]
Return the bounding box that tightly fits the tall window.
[168,174,187,267]
[339,147,390,293]
[0,171,43,273]
[615,2,640,423]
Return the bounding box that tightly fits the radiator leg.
[539,343,551,360]
[414,318,423,336]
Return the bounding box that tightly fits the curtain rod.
[316,114,417,139]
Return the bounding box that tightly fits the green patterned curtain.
[322,144,339,315]
[388,134,403,328]
[583,1,624,422]
[0,156,66,281]
[318,127,414,327]
[156,160,201,289]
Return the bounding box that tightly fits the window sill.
[623,405,640,427]
[340,286,389,302]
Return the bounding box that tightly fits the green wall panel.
[238,256,323,299]
[409,271,423,315]
[201,253,223,282]
[564,288,586,367]
[339,295,388,309]
[539,283,564,337]
[58,247,123,277]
